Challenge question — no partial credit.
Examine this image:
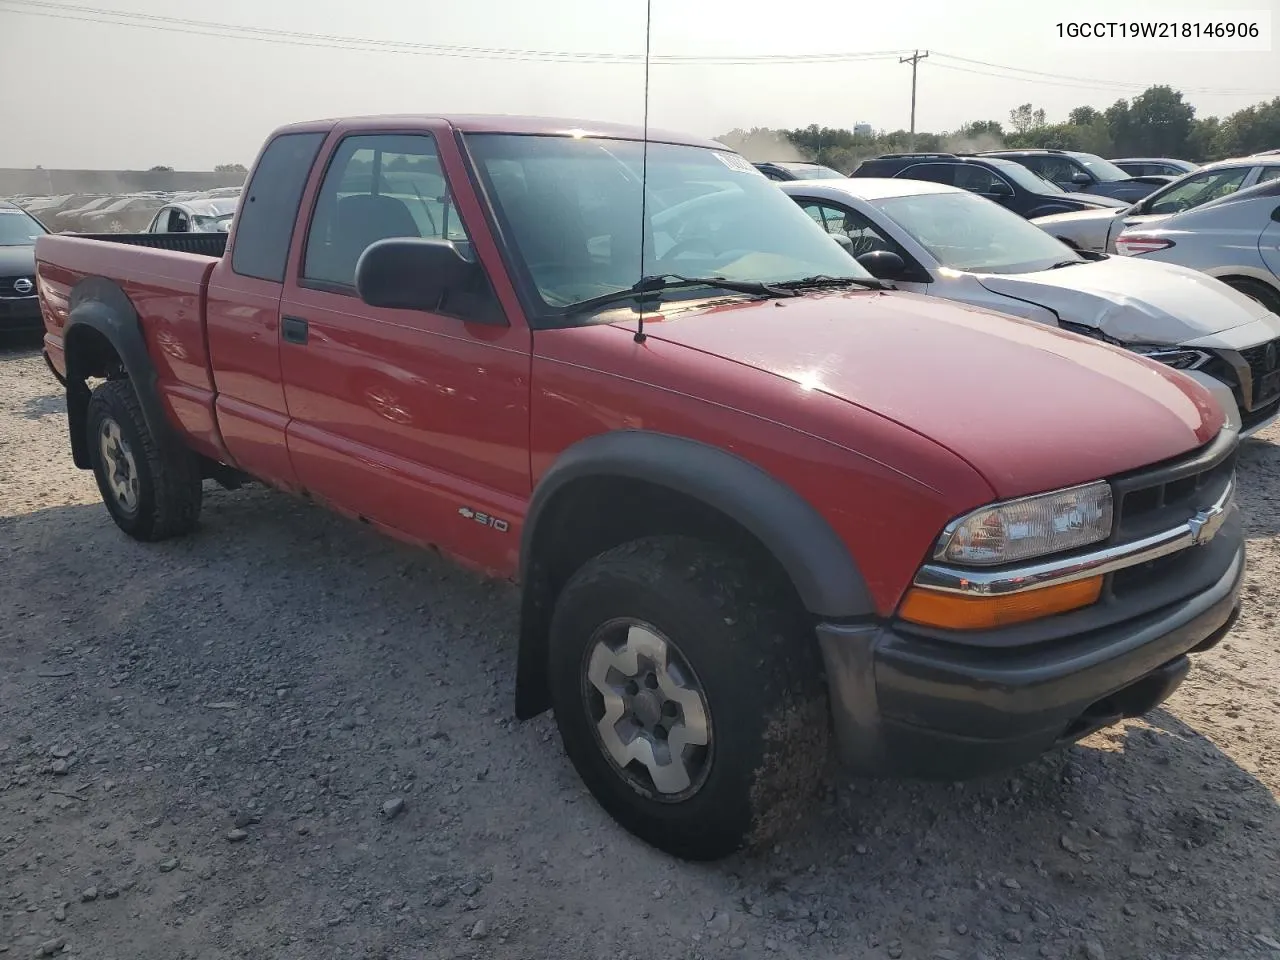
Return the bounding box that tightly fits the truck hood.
[638,289,1222,498]
[0,244,37,277]
[974,255,1274,343]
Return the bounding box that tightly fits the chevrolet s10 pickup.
[35,114,1245,859]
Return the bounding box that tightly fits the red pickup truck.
[35,114,1244,861]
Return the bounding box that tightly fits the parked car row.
[811,144,1280,346]
[756,149,1196,195]
[776,175,1280,438]
[30,113,1259,862]
[0,185,240,337]
[1,185,241,234]
[1032,151,1280,254]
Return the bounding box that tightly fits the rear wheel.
[86,379,202,541]
[547,535,829,860]
[1223,277,1280,314]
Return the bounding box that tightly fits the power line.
[930,51,1275,97]
[3,0,1274,98]
[0,0,909,64]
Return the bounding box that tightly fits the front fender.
[521,430,873,617]
[514,430,875,719]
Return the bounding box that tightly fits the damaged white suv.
[780,176,1280,437]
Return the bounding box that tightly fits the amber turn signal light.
[898,576,1103,630]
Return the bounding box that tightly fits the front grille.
[0,275,36,298]
[1110,428,1237,542]
[1105,429,1237,600]
[1242,397,1280,431]
[1238,338,1280,409]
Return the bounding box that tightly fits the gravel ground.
[3,337,1280,960]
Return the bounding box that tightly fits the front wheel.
[1224,277,1280,314]
[547,536,830,860]
[86,379,203,541]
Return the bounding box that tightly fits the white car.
[778,176,1280,438]
[143,197,237,234]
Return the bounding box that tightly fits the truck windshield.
[0,208,47,245]
[465,133,870,313]
[872,191,1082,274]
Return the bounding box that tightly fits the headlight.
[1057,324,1210,372]
[934,481,1114,566]
[1128,344,1211,371]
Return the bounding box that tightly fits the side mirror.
[355,237,475,311]
[985,181,1014,198]
[1071,171,1092,185]
[1271,205,1280,223]
[856,249,906,280]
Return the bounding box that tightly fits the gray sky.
[0,0,1275,169]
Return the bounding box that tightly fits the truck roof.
[270,114,728,150]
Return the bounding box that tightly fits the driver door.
[277,125,531,577]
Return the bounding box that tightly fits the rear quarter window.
[231,131,326,282]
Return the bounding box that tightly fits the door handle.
[282,316,309,344]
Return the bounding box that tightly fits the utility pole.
[899,49,928,151]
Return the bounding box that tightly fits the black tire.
[1224,277,1280,314]
[547,535,830,861]
[85,378,202,541]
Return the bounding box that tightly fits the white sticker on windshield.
[712,152,763,176]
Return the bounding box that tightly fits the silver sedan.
[1113,176,1280,314]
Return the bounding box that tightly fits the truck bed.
[62,231,228,258]
[36,231,226,464]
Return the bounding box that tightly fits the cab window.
[303,133,472,290]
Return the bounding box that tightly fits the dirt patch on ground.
[3,341,1279,960]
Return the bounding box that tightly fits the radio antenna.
[634,0,653,344]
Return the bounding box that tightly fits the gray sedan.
[1032,154,1280,254]
[1113,177,1280,314]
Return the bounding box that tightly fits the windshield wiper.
[775,274,895,291]
[1047,259,1084,269]
[563,274,797,316]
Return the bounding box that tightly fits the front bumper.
[0,295,42,332]
[814,504,1244,783]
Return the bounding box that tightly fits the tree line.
[717,86,1280,174]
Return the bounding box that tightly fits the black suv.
[0,200,48,335]
[753,161,847,181]
[849,153,1127,219]
[974,149,1173,202]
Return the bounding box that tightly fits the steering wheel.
[660,236,719,261]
